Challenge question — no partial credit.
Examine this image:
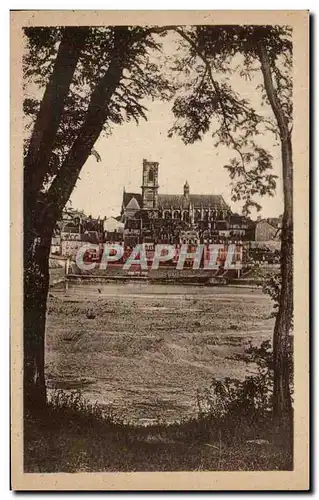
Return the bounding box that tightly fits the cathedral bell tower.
[141,159,159,209]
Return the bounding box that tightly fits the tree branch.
[24,27,89,197]
[45,27,132,222]
[174,27,255,180]
[258,43,290,141]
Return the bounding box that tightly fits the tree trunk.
[47,27,130,220]
[259,44,293,436]
[23,27,131,413]
[272,136,293,438]
[24,27,88,200]
[24,210,53,413]
[23,27,88,415]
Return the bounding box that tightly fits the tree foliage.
[168,25,292,215]
[24,26,174,189]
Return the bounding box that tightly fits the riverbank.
[64,274,266,287]
[53,262,279,288]
[45,283,274,424]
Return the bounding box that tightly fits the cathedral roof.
[158,194,229,210]
[126,196,141,211]
[122,191,230,211]
[123,192,142,208]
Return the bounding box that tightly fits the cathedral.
[121,159,247,246]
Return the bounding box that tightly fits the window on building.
[149,169,154,182]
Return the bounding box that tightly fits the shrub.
[45,389,119,430]
[196,334,294,445]
[262,272,281,318]
[197,342,273,423]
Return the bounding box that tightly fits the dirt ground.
[45,282,274,424]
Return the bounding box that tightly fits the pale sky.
[70,32,284,220]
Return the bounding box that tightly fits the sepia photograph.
[10,10,309,491]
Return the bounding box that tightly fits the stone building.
[121,159,248,246]
[54,209,105,258]
[246,216,282,242]
[103,216,124,243]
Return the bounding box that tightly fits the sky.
[69,32,284,220]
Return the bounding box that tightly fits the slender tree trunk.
[273,136,293,417]
[259,44,293,437]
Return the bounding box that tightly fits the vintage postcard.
[11,10,309,491]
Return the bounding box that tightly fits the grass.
[24,390,293,473]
